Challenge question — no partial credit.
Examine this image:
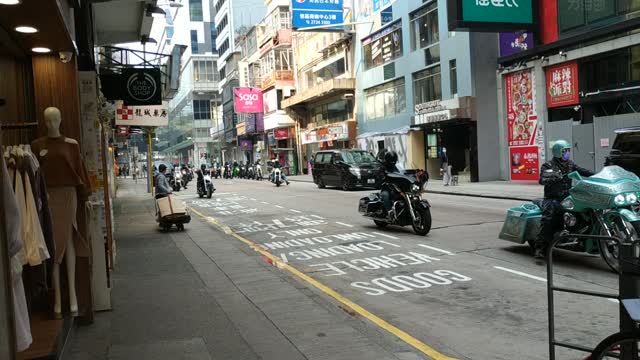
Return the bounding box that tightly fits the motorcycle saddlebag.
[498,203,542,244]
[359,194,383,214]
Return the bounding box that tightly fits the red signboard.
[545,61,579,108]
[117,126,128,135]
[509,146,540,181]
[506,70,537,147]
[274,128,289,139]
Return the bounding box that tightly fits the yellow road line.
[189,207,458,360]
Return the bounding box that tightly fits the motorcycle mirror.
[567,171,582,181]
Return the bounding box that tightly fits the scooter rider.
[270,157,290,185]
[197,164,207,190]
[535,140,594,260]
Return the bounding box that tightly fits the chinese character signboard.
[509,146,539,181]
[292,0,344,31]
[122,68,162,106]
[114,100,169,127]
[448,0,535,32]
[274,128,290,139]
[505,69,541,180]
[545,61,579,108]
[234,87,264,113]
[499,31,534,57]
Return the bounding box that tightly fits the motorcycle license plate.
[367,179,375,184]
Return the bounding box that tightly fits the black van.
[605,127,640,176]
[312,150,384,191]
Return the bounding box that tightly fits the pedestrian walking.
[440,147,452,186]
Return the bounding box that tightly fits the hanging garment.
[48,186,81,264]
[2,147,32,351]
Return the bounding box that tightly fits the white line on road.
[261,201,269,205]
[280,253,289,263]
[275,205,284,209]
[250,198,257,201]
[336,222,354,228]
[373,232,400,240]
[290,209,302,213]
[418,244,455,255]
[494,266,547,282]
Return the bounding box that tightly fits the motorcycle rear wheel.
[412,207,432,236]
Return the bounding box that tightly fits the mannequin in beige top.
[44,107,78,317]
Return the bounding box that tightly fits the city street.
[179,178,620,360]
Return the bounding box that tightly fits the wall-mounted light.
[0,0,22,5]
[559,51,567,58]
[141,35,158,45]
[541,56,549,63]
[146,4,166,18]
[15,26,38,33]
[158,1,183,7]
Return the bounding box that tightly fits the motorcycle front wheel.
[412,207,432,236]
[599,219,640,273]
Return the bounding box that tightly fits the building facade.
[283,31,356,175]
[354,0,501,182]
[215,0,266,163]
[497,0,640,181]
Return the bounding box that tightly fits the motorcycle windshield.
[571,165,640,207]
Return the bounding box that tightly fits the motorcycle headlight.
[626,193,638,204]
[614,194,626,206]
[561,198,575,210]
[411,184,421,193]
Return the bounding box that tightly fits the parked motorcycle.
[233,164,240,178]
[499,165,640,272]
[359,170,431,235]
[196,169,215,199]
[247,164,255,180]
[255,162,264,181]
[223,163,232,179]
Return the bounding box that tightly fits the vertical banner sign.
[292,0,344,30]
[506,69,539,181]
[234,87,264,113]
[499,32,534,57]
[545,61,579,108]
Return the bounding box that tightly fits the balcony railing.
[282,78,355,108]
[261,70,294,89]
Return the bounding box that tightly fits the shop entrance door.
[572,123,595,172]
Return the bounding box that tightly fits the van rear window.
[613,133,640,153]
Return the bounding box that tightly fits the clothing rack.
[0,122,38,130]
[0,123,38,147]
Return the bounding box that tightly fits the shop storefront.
[412,97,478,182]
[267,127,296,175]
[301,120,356,171]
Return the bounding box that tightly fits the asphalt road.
[179,178,620,360]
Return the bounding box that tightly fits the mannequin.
[31,107,91,318]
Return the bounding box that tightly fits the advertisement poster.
[240,139,253,151]
[509,146,539,181]
[234,87,264,113]
[499,32,534,57]
[506,69,540,181]
[506,70,537,147]
[292,0,344,30]
[274,128,289,139]
[545,61,579,108]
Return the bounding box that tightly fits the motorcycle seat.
[532,198,545,209]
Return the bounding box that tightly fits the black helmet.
[159,164,167,173]
[201,164,207,171]
[384,150,398,166]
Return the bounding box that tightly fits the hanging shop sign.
[413,99,461,126]
[545,61,579,108]
[292,0,344,31]
[240,139,253,151]
[301,123,349,144]
[505,69,541,181]
[122,68,162,106]
[236,122,247,136]
[414,110,453,125]
[499,31,534,57]
[448,0,536,32]
[274,128,290,139]
[114,100,169,127]
[234,87,264,113]
[117,126,129,135]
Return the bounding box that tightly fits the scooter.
[247,164,255,180]
[223,163,232,179]
[196,169,215,199]
[498,165,640,273]
[272,167,283,187]
[255,162,264,181]
[171,167,183,192]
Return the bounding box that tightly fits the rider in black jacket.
[377,149,400,217]
[535,140,594,260]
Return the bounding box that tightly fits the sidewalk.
[63,179,424,360]
[288,174,542,201]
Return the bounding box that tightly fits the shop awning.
[356,125,421,139]
[93,0,154,46]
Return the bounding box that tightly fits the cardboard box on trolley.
[157,194,188,219]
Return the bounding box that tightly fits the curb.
[288,178,536,202]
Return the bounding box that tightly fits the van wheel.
[342,180,352,191]
[317,177,326,189]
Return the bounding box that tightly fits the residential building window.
[210,25,218,53]
[364,78,406,121]
[557,0,640,33]
[314,57,346,83]
[189,0,203,21]
[215,0,226,12]
[216,15,228,35]
[193,100,211,120]
[413,66,441,105]
[362,21,402,70]
[166,26,174,39]
[410,1,439,51]
[449,59,457,96]
[191,30,199,54]
[310,100,352,126]
[260,48,293,75]
[218,38,230,55]
[194,60,218,82]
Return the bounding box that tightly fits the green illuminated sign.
[462,0,533,24]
